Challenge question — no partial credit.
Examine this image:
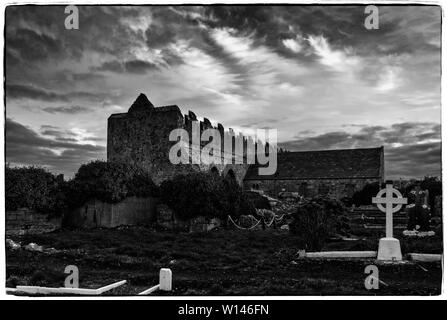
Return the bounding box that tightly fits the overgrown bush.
[6,162,158,215]
[5,166,65,215]
[159,172,255,221]
[244,191,272,210]
[290,197,349,251]
[64,161,158,209]
[224,179,257,218]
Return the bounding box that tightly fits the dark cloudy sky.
[5,5,441,179]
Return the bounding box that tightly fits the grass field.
[6,226,443,296]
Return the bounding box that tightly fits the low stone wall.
[244,178,381,200]
[156,204,221,232]
[6,208,61,236]
[64,196,156,228]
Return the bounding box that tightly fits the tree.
[290,197,349,251]
[159,172,255,221]
[64,161,158,209]
[5,166,65,215]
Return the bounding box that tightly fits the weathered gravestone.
[406,184,431,231]
[372,181,407,261]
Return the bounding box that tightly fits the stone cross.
[372,182,407,238]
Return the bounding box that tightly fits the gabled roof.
[128,93,154,113]
[244,147,384,180]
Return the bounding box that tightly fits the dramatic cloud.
[307,35,360,72]
[6,84,107,103]
[6,118,105,177]
[7,84,70,102]
[92,59,159,74]
[42,105,90,114]
[5,5,441,178]
[282,37,303,53]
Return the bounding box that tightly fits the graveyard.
[5,168,443,296]
[5,164,443,296]
[6,213,442,296]
[5,91,443,296]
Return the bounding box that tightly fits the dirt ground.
[6,226,442,296]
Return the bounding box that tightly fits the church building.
[108,93,385,200]
[243,147,384,199]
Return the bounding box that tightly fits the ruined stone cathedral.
[108,94,384,199]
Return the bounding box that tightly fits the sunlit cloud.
[307,35,360,73]
[375,67,401,92]
[282,37,303,53]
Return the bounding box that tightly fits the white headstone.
[372,182,407,261]
[159,268,172,291]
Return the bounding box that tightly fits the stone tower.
[107,93,251,184]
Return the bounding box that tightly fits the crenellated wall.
[107,94,260,184]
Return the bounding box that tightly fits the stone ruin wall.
[6,208,61,236]
[108,104,187,184]
[64,197,156,229]
[108,98,263,185]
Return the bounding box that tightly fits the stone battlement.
[107,93,263,184]
[109,94,264,152]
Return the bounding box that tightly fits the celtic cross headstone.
[372,181,407,261]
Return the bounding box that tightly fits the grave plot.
[348,208,408,231]
[5,184,442,296]
[5,224,442,296]
[301,182,441,262]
